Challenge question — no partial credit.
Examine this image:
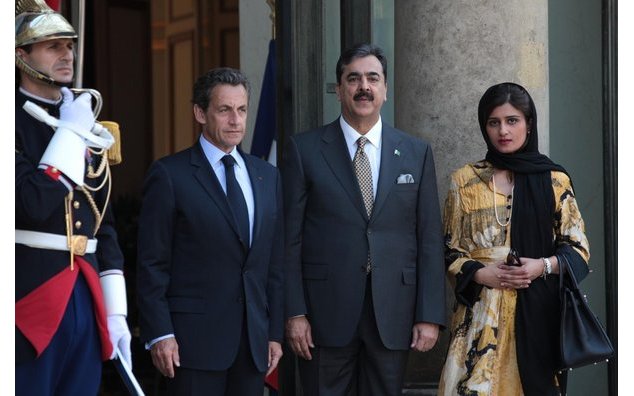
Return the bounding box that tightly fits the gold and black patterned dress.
[438,161,590,396]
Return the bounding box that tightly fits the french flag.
[250,39,277,167]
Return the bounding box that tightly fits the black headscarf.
[478,82,568,395]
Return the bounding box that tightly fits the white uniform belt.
[15,230,97,254]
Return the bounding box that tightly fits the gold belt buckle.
[70,235,88,256]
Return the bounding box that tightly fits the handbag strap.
[558,253,581,291]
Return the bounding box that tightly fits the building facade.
[55,0,616,393]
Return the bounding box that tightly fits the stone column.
[394,0,549,386]
[395,0,549,201]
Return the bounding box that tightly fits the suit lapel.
[190,143,242,242]
[373,126,403,220]
[320,120,368,220]
[242,152,265,246]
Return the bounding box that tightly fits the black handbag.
[559,255,614,370]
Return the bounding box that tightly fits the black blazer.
[283,119,445,350]
[137,142,284,372]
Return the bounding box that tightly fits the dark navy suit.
[137,142,284,390]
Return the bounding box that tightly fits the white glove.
[34,88,115,185]
[100,272,131,367]
[38,125,87,186]
[108,314,132,369]
[59,87,95,133]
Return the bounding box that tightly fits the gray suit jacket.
[283,119,445,350]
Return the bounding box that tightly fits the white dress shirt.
[199,135,255,243]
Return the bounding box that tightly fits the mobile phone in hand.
[506,248,521,266]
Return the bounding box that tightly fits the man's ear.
[193,104,207,125]
[335,84,342,102]
[15,48,27,61]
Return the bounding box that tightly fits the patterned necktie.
[221,155,250,247]
[353,136,374,217]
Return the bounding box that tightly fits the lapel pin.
[394,149,401,157]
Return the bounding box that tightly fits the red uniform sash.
[15,257,113,360]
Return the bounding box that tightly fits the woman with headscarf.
[438,82,590,395]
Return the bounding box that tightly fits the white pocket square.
[396,174,415,184]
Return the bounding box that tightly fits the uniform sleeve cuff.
[38,164,74,192]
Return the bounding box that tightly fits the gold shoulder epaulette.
[99,121,122,165]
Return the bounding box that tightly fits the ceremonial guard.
[15,1,132,394]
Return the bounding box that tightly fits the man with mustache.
[283,43,446,395]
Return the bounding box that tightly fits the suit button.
[73,201,80,209]
[74,221,82,229]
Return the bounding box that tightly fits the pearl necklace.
[492,175,514,228]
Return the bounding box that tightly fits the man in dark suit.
[137,68,284,395]
[283,43,446,395]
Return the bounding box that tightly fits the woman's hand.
[474,257,544,289]
[473,262,509,289]
[497,257,545,289]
